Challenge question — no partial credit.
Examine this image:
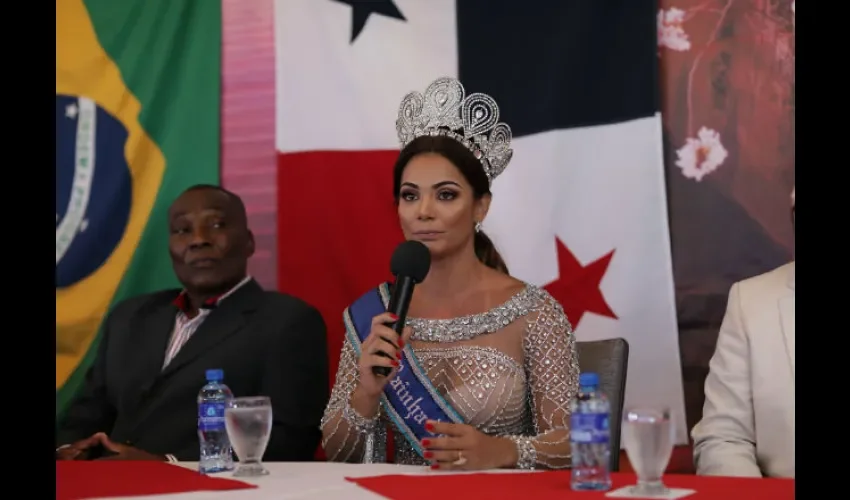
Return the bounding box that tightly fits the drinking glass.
[622,407,674,496]
[224,396,273,477]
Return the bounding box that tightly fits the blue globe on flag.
[56,93,133,289]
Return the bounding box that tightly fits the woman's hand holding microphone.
[350,312,414,419]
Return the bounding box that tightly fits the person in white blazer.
[691,187,795,478]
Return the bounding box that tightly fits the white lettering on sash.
[389,363,430,425]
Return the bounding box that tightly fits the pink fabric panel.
[221,0,277,290]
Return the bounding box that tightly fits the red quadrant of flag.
[278,150,404,374]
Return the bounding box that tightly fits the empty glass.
[622,407,674,496]
[224,396,273,477]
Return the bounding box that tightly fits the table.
[91,462,793,500]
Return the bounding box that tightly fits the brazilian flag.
[56,0,221,420]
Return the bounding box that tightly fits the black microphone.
[373,240,431,377]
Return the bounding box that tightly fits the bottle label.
[199,402,226,431]
[570,412,610,444]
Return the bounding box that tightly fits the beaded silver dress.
[320,283,580,470]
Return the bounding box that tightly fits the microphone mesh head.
[390,240,431,283]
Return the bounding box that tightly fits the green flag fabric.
[56,0,221,420]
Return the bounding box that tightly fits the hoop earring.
[474,221,482,233]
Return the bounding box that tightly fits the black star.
[331,0,406,43]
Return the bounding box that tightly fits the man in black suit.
[56,185,329,462]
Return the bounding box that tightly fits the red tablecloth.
[56,461,257,500]
[347,471,794,499]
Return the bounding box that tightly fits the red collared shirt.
[161,275,252,369]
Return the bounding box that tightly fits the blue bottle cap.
[205,369,224,382]
[579,372,599,387]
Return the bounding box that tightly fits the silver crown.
[396,77,513,184]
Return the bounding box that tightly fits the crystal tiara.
[395,76,513,184]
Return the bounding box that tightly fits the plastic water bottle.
[198,369,234,474]
[570,372,612,491]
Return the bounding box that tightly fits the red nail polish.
[389,313,399,320]
[399,338,405,347]
[430,464,440,470]
[422,439,431,446]
[424,451,433,458]
[425,422,434,431]
[391,360,399,367]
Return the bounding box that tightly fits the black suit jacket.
[56,279,329,462]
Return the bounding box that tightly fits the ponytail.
[473,230,509,275]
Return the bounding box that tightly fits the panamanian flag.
[273,0,688,445]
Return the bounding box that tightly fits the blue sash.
[343,283,464,458]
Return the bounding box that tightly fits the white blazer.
[691,262,795,478]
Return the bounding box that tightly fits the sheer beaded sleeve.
[506,294,580,470]
[320,337,387,463]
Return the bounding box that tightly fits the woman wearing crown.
[320,77,579,471]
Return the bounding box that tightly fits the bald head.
[176,184,248,226]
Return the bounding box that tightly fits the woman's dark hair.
[392,134,509,275]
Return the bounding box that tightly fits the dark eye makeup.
[399,189,459,201]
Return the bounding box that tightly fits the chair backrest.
[576,338,629,472]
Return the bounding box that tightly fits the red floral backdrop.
[658,0,795,431]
